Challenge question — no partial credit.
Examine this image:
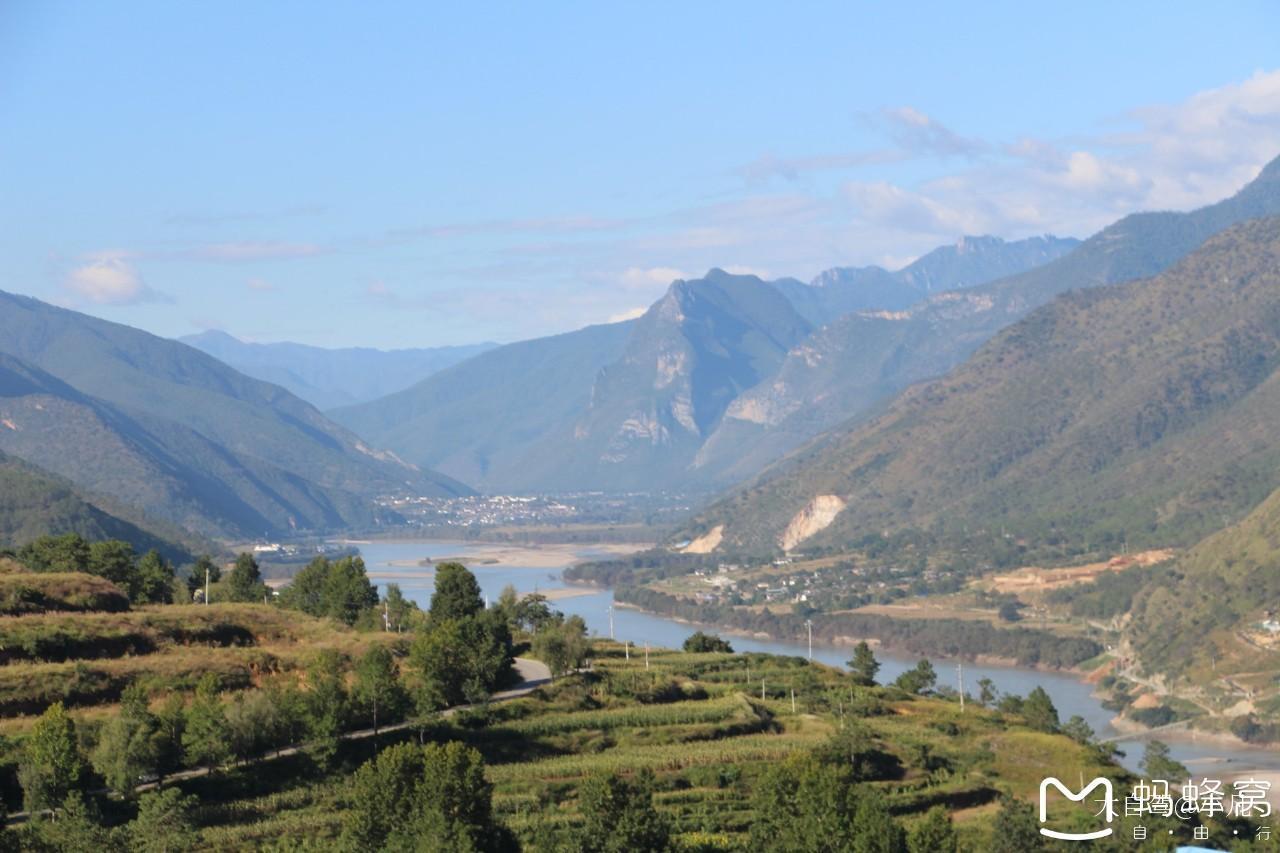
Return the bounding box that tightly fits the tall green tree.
[153,692,187,780]
[894,659,937,694]
[134,549,175,603]
[429,562,484,621]
[532,615,590,677]
[989,796,1043,853]
[575,770,672,853]
[342,741,510,852]
[848,641,880,686]
[17,533,89,572]
[305,649,349,768]
[182,673,230,769]
[90,682,159,796]
[410,615,513,710]
[353,645,407,735]
[321,556,378,625]
[88,539,136,589]
[281,555,329,616]
[18,702,86,813]
[383,583,415,632]
[907,806,957,853]
[1141,740,1189,780]
[186,554,220,599]
[1021,686,1059,732]
[227,552,265,602]
[130,787,197,853]
[751,753,904,852]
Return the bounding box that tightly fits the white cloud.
[64,254,165,305]
[606,306,648,323]
[618,266,690,291]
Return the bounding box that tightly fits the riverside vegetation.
[0,540,1265,850]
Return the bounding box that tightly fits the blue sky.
[3,2,1280,347]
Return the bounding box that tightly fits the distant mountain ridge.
[180,330,497,410]
[773,234,1079,326]
[688,155,1280,488]
[0,291,470,538]
[333,234,1076,493]
[684,210,1280,555]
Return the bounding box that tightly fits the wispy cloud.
[179,241,328,262]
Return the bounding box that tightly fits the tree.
[576,770,672,853]
[977,677,998,707]
[894,659,937,694]
[130,787,197,853]
[429,562,483,622]
[134,550,175,603]
[1061,715,1095,745]
[343,741,510,851]
[997,601,1023,622]
[91,682,159,795]
[25,793,110,850]
[907,806,957,853]
[322,556,379,625]
[514,592,554,633]
[280,555,329,616]
[532,615,591,677]
[182,673,230,769]
[152,692,187,781]
[226,689,282,764]
[18,702,85,813]
[410,615,513,711]
[848,641,880,686]
[751,753,904,852]
[187,554,220,599]
[353,645,407,735]
[989,796,1043,853]
[383,583,414,632]
[1021,686,1059,732]
[88,539,136,589]
[304,649,349,768]
[226,552,265,602]
[17,533,89,572]
[1141,740,1189,780]
[682,631,734,653]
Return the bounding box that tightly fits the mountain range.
[680,159,1280,555]
[0,292,469,539]
[332,234,1077,493]
[180,330,497,410]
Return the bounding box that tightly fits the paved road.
[8,657,554,824]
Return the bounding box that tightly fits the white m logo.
[1039,776,1115,841]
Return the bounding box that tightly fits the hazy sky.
[3,2,1280,348]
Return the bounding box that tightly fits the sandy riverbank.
[361,541,645,571]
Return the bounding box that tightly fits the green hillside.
[687,215,1280,555]
[0,451,192,561]
[0,293,470,537]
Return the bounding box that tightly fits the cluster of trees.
[682,631,734,653]
[14,533,175,603]
[277,555,378,624]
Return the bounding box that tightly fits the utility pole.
[204,564,210,606]
[608,605,615,640]
[806,619,813,661]
[790,687,796,713]
[625,640,630,661]
[761,678,766,701]
[384,599,390,632]
[958,662,965,712]
[644,642,649,669]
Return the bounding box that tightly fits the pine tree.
[429,562,484,621]
[182,674,230,769]
[848,641,880,686]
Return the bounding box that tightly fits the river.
[350,539,1278,777]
